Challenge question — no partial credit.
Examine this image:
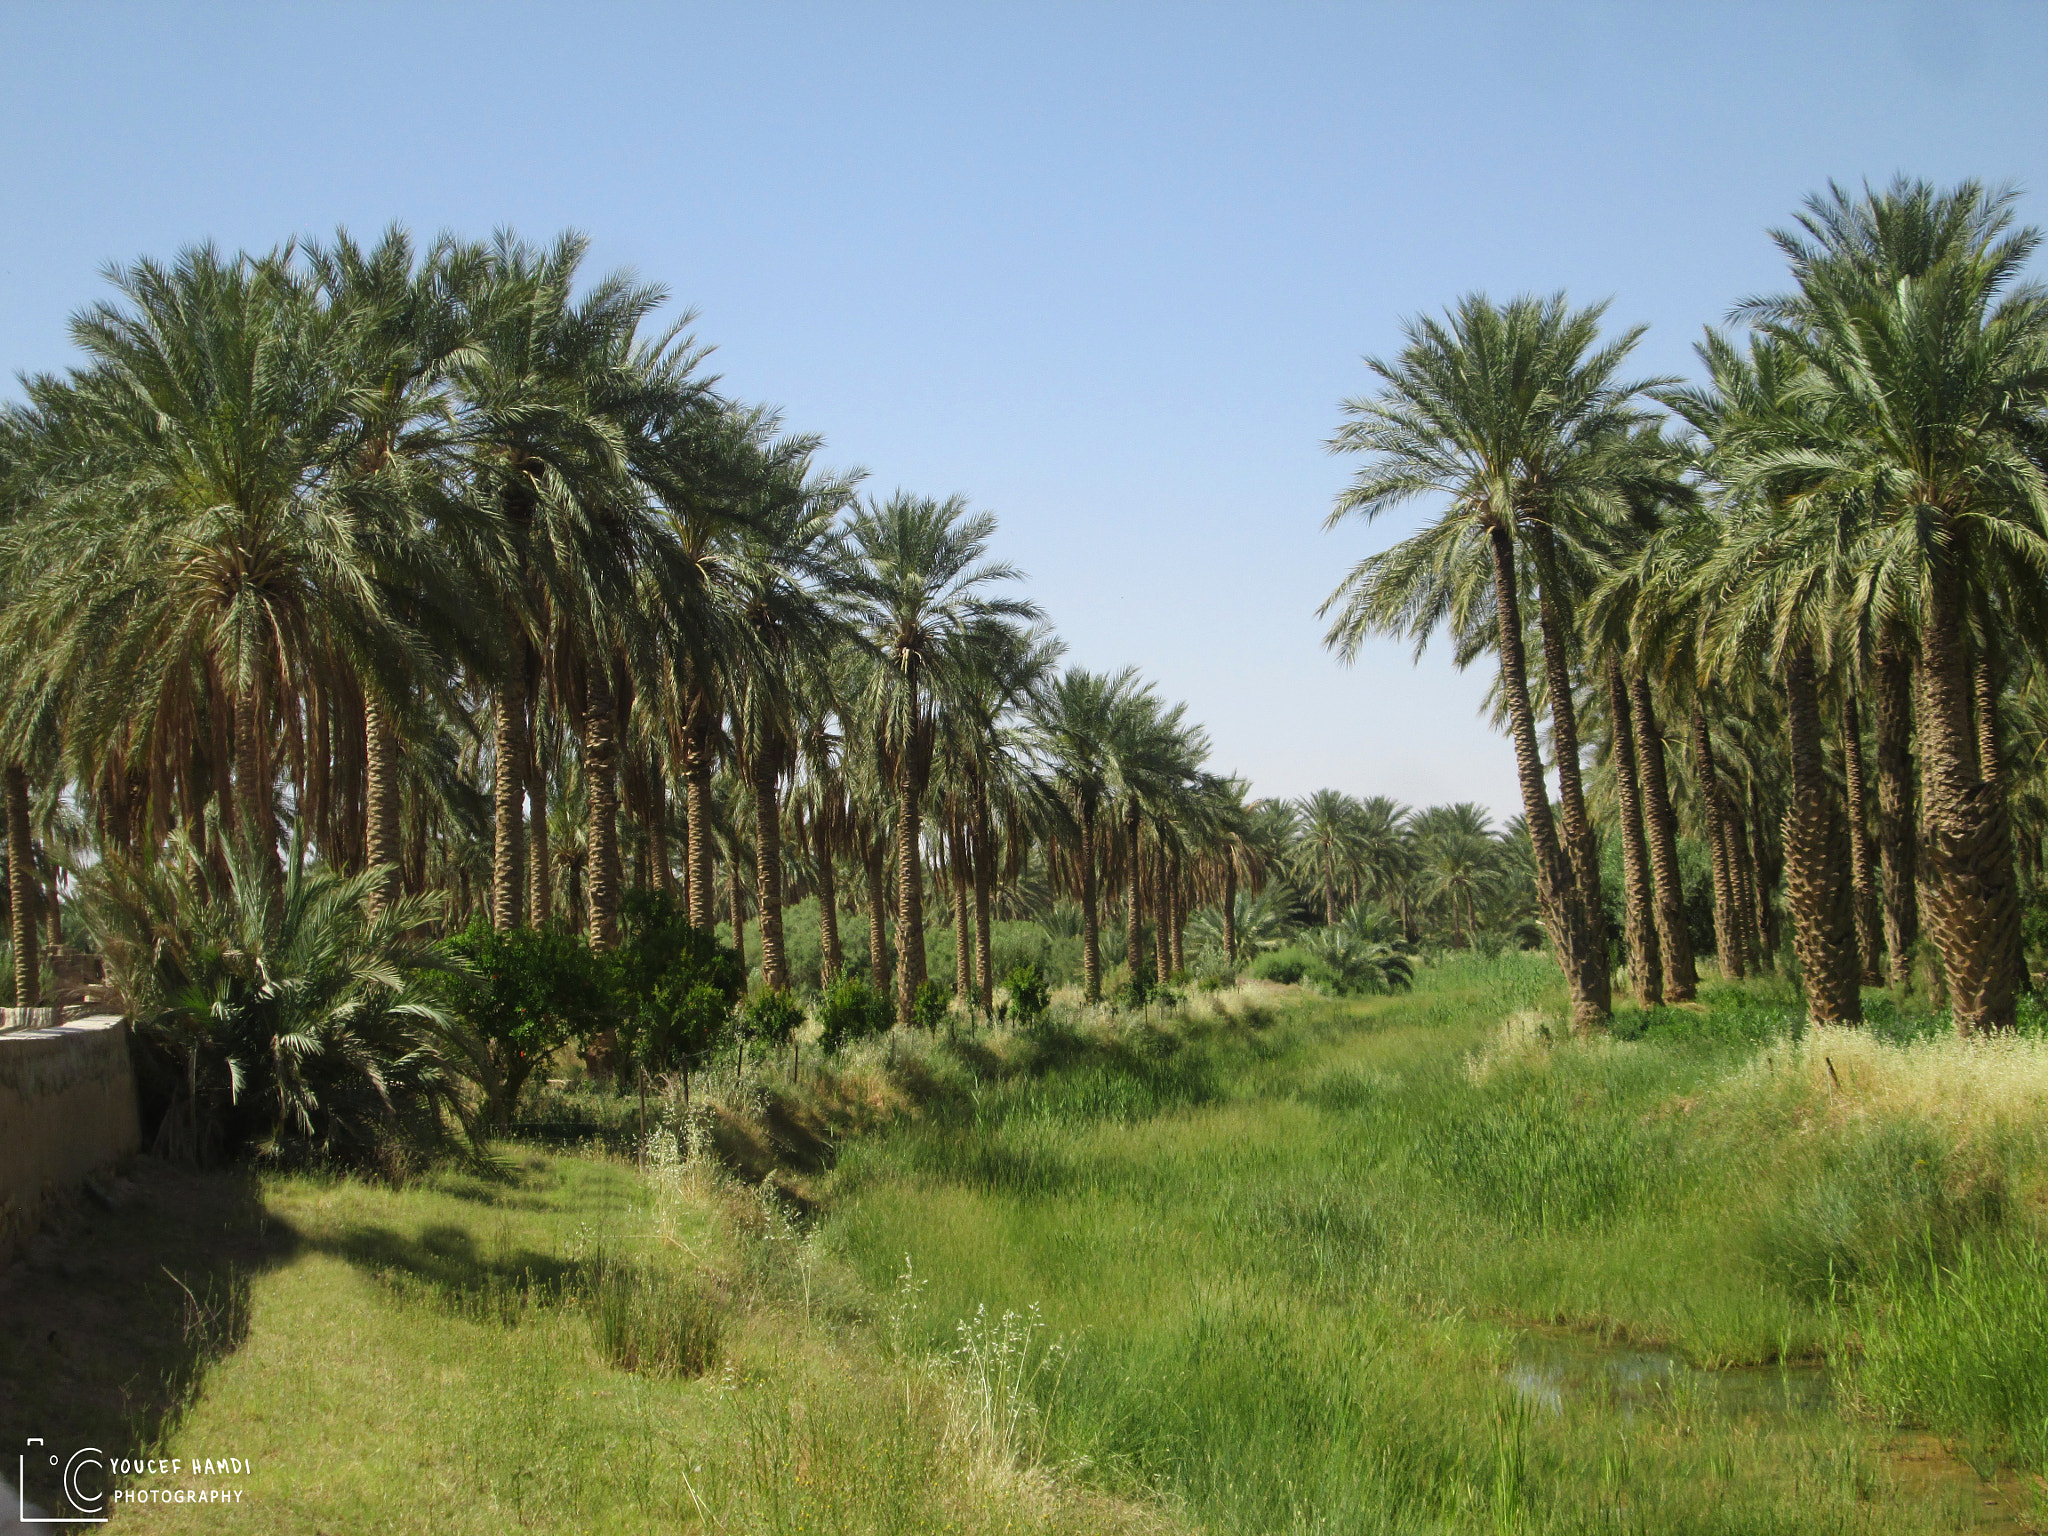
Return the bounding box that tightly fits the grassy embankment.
[11,955,2048,1532]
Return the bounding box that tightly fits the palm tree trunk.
[1974,645,2028,1003]
[1783,646,1862,1023]
[648,767,672,897]
[815,820,842,986]
[1537,577,1604,956]
[528,723,552,928]
[684,690,716,931]
[1840,697,1883,986]
[951,824,972,1000]
[1975,646,2003,786]
[1222,861,1238,964]
[728,857,747,974]
[1630,675,1696,1000]
[7,764,39,1008]
[584,661,622,952]
[1170,854,1187,975]
[895,690,929,1026]
[1606,660,1662,1006]
[1693,703,1744,980]
[1080,804,1102,1002]
[235,672,281,888]
[1735,800,1768,973]
[752,756,788,991]
[1918,557,2022,1032]
[1760,799,1786,965]
[1125,808,1145,991]
[364,693,401,917]
[971,780,995,1014]
[493,658,528,931]
[864,841,891,994]
[1874,642,1919,989]
[1154,845,1172,986]
[42,853,60,950]
[1487,524,1606,1030]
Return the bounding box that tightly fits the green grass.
[823,955,2048,1532]
[17,954,2048,1531]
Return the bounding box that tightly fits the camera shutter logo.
[17,1439,109,1524]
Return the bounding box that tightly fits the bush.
[817,973,893,1052]
[912,977,952,1030]
[1249,947,1312,986]
[447,917,618,1126]
[83,835,476,1167]
[613,891,745,1074]
[1004,961,1051,1026]
[739,989,805,1050]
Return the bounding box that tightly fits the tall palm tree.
[1323,294,1657,1031]
[1672,330,1863,1022]
[846,493,1039,1024]
[1291,789,1363,927]
[1028,665,1144,1002]
[1747,180,2048,1031]
[11,245,388,890]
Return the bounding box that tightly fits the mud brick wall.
[0,1016,139,1263]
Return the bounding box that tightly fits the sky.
[1,2,2044,820]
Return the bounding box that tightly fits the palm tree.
[1028,665,1144,1002]
[9,244,396,891]
[1323,294,1657,1031]
[1291,789,1362,927]
[1671,330,1863,1022]
[448,232,708,942]
[846,493,1039,1025]
[1745,179,2048,1030]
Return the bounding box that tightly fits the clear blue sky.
[2,2,2042,820]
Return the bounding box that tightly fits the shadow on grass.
[308,1219,594,1319]
[0,1160,300,1518]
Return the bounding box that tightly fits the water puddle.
[1503,1330,2042,1532]
[1505,1331,1828,1422]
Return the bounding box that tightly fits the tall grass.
[1857,1236,2048,1475]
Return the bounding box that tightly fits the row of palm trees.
[0,227,1276,1028]
[1326,177,2048,1034]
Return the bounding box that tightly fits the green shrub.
[912,977,951,1030]
[447,917,618,1126]
[612,890,745,1074]
[1004,961,1051,1026]
[817,973,892,1052]
[740,988,805,1049]
[1249,947,1312,985]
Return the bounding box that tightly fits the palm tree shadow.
[307,1220,592,1314]
[0,1160,299,1517]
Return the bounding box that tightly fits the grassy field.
[8,956,2048,1532]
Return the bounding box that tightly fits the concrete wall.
[0,1015,140,1262]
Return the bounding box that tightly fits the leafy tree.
[445,915,616,1126]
